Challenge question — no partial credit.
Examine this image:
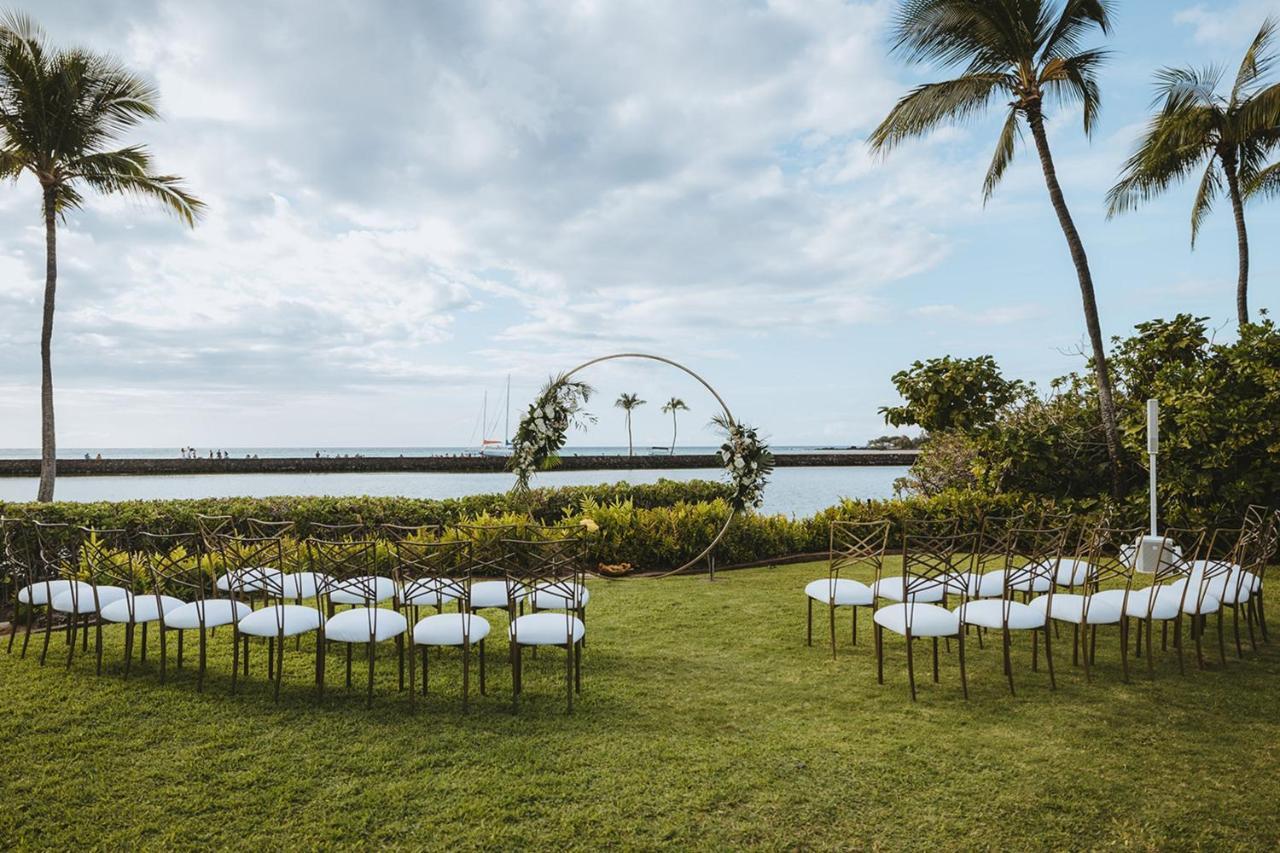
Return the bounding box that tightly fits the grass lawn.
[1,558,1278,850]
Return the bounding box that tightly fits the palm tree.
[0,13,203,502]
[1107,19,1280,328]
[869,0,1125,496]
[614,393,645,457]
[660,397,688,455]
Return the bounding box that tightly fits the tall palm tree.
[614,393,645,457]
[0,13,203,502]
[1107,19,1280,328]
[869,0,1125,496]
[660,397,688,455]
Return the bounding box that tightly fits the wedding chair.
[394,538,489,709]
[92,529,186,678]
[873,527,972,700]
[504,537,586,712]
[804,520,889,657]
[311,538,406,707]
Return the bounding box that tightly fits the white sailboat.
[480,376,514,457]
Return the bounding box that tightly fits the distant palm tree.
[869,0,1125,496]
[0,13,203,502]
[614,393,645,457]
[660,397,688,455]
[1107,19,1280,328]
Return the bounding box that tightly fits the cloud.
[1174,1,1280,45]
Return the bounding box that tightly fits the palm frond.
[1041,47,1109,135]
[869,73,1011,153]
[1242,159,1280,200]
[891,0,1028,70]
[983,105,1021,201]
[1106,104,1215,217]
[1152,65,1224,112]
[68,146,203,226]
[1232,17,1279,104]
[1040,0,1116,61]
[1190,158,1223,247]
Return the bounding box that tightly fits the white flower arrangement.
[713,415,774,511]
[509,374,596,494]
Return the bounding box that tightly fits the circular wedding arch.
[532,352,745,579]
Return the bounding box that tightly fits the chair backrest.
[195,513,234,545]
[246,518,296,539]
[899,527,975,603]
[1001,524,1070,598]
[138,531,211,602]
[975,513,1024,573]
[456,523,523,579]
[391,538,468,607]
[308,538,385,605]
[378,523,441,542]
[214,533,287,597]
[502,537,585,644]
[307,521,366,540]
[1149,527,1205,585]
[828,520,889,587]
[76,527,142,613]
[1,517,38,590]
[1081,524,1145,590]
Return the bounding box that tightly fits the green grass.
[1,559,1278,850]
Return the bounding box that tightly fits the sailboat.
[480,376,514,457]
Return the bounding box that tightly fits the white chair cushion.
[328,576,397,605]
[1123,585,1220,618]
[955,599,1046,631]
[400,578,462,608]
[17,580,75,606]
[1052,558,1091,587]
[237,604,322,638]
[530,583,591,610]
[1028,592,1121,624]
[412,612,491,646]
[470,580,522,609]
[163,599,252,630]
[50,583,128,614]
[872,603,959,637]
[99,594,186,624]
[323,607,407,643]
[279,571,329,599]
[1167,564,1251,605]
[805,578,873,606]
[215,568,284,593]
[873,576,945,603]
[946,572,1005,598]
[510,611,585,645]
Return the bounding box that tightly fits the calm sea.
[0,447,905,517]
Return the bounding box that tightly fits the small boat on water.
[478,376,514,457]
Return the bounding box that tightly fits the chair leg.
[273,631,284,703]
[510,642,520,712]
[462,639,471,712]
[479,638,487,696]
[345,642,353,689]
[566,641,574,714]
[931,637,939,684]
[1217,609,1227,666]
[1080,622,1092,683]
[19,604,34,658]
[905,632,917,701]
[367,641,375,709]
[317,635,327,698]
[421,645,429,696]
[828,603,837,659]
[176,629,184,669]
[806,598,812,647]
[1233,604,1244,658]
[875,625,884,684]
[65,616,77,668]
[1146,617,1156,675]
[1044,625,1057,690]
[267,637,275,680]
[1257,594,1269,642]
[39,610,53,666]
[1194,614,1206,670]
[396,635,405,692]
[124,622,134,678]
[1247,599,1258,651]
[231,629,241,695]
[1031,624,1039,672]
[407,641,415,708]
[852,606,858,645]
[159,623,168,685]
[243,635,250,677]
[197,626,208,692]
[1003,627,1015,696]
[574,639,582,694]
[1174,615,1186,675]
[140,622,147,662]
[94,619,103,676]
[1119,618,1129,684]
[957,623,968,700]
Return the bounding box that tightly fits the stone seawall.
[0,451,917,478]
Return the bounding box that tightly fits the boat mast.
[504,374,511,446]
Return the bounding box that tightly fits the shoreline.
[0,451,917,478]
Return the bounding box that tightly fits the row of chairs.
[1,517,591,711]
[804,506,1278,699]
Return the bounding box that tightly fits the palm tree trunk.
[626,414,633,457]
[1025,107,1123,497]
[37,185,58,503]
[1222,151,1250,326]
[670,412,677,456]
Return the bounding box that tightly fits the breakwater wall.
[0,451,917,478]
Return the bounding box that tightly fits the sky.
[0,0,1277,451]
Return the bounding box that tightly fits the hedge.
[0,480,1135,575]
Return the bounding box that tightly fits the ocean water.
[0,465,907,518]
[0,445,874,460]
